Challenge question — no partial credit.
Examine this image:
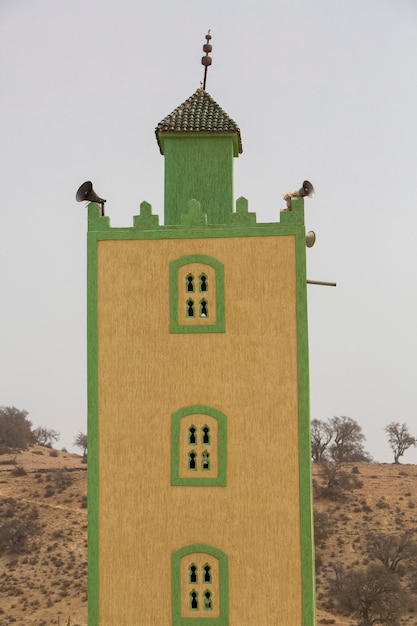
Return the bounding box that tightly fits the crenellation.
[180,199,208,228]
[132,200,160,229]
[230,196,257,226]
[87,202,111,231]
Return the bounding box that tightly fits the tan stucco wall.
[97,235,302,624]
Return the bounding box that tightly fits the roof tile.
[155,88,242,154]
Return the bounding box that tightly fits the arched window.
[186,274,194,292]
[186,299,194,318]
[199,274,208,292]
[201,451,210,471]
[170,255,225,333]
[203,590,212,610]
[189,564,198,583]
[188,426,196,445]
[171,405,227,486]
[188,451,196,470]
[202,426,210,445]
[172,544,229,624]
[203,564,212,583]
[190,591,198,610]
[200,299,208,318]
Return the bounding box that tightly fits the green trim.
[293,197,316,624]
[87,227,100,626]
[171,405,227,486]
[172,544,229,625]
[88,197,305,239]
[170,254,225,334]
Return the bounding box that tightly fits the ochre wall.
[97,235,301,625]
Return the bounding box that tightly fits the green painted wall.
[161,133,236,225]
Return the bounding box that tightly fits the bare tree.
[367,532,417,573]
[311,419,333,462]
[384,422,416,464]
[330,416,371,463]
[32,426,60,448]
[331,563,404,625]
[73,431,87,458]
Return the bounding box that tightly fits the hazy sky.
[1,0,416,462]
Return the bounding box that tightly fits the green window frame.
[172,544,229,625]
[171,405,227,486]
[170,254,225,333]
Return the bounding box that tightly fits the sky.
[1,0,416,463]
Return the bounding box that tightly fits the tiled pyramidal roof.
[155,88,242,154]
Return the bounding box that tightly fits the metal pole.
[307,280,337,287]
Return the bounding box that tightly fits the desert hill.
[0,448,416,625]
[0,446,87,626]
[314,461,417,625]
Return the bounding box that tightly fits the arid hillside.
[0,447,87,626]
[0,448,416,625]
[314,461,417,626]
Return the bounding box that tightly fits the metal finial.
[201,30,212,90]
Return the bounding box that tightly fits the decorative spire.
[201,30,212,90]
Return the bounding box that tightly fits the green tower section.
[155,89,242,225]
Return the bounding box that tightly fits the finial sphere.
[201,30,213,90]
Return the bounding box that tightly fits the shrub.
[0,407,35,453]
[0,504,42,555]
[11,466,27,477]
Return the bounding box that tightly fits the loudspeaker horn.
[76,181,106,214]
[298,180,315,198]
[306,231,316,248]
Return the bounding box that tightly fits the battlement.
[87,195,305,233]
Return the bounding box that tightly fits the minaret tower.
[87,33,315,625]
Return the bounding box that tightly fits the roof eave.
[155,130,242,157]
